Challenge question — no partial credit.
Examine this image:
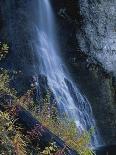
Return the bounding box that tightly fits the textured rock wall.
[0,0,39,75]
[0,0,41,94]
[78,0,116,75]
[77,0,116,144]
[53,0,116,145]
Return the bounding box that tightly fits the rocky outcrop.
[53,0,116,145]
[0,0,39,75]
[76,0,116,145]
[78,0,116,76]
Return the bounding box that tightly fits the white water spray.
[35,0,102,147]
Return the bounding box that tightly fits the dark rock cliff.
[0,0,40,93]
[0,0,116,146]
[0,0,39,74]
[52,0,116,145]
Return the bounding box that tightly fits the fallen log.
[16,107,78,155]
[0,97,78,155]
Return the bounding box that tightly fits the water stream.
[35,0,102,147]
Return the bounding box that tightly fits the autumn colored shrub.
[0,42,9,60]
[0,111,27,155]
[32,98,95,155]
[0,42,95,155]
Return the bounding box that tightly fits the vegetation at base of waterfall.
[0,42,95,155]
[23,90,95,155]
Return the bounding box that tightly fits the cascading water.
[35,0,102,147]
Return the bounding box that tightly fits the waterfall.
[35,0,102,147]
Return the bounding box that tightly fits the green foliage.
[0,42,95,155]
[0,42,9,60]
[16,89,34,109]
[25,92,95,155]
[0,111,14,154]
[0,111,27,155]
[0,42,27,155]
[13,132,27,155]
[41,142,58,155]
[0,69,16,97]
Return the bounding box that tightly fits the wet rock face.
[77,0,116,75]
[52,0,116,145]
[0,0,39,75]
[76,0,116,144]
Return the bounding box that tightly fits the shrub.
[0,111,27,155]
[23,91,95,155]
[0,42,95,155]
[0,42,9,60]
